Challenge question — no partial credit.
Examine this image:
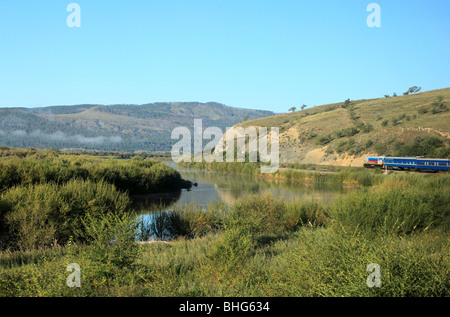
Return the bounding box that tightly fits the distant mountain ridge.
[0,102,275,152]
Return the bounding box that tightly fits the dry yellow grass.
[235,87,450,165]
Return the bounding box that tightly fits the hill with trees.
[235,87,450,166]
[0,102,274,152]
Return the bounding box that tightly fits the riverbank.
[0,148,191,251]
[178,160,392,188]
[0,171,448,297]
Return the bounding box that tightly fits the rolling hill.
[233,87,450,166]
[0,102,274,152]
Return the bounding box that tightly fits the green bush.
[146,202,226,241]
[1,179,131,250]
[331,178,450,236]
[229,194,287,235]
[0,155,188,195]
[208,226,254,270]
[395,136,445,157]
[284,200,329,229]
[82,212,141,271]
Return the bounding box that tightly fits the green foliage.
[147,203,225,241]
[333,138,364,156]
[317,135,334,145]
[395,136,447,157]
[391,117,399,126]
[1,173,449,297]
[284,200,329,229]
[229,194,287,235]
[358,122,373,133]
[341,99,352,109]
[1,179,131,250]
[331,175,450,236]
[365,140,374,149]
[0,152,188,195]
[373,143,387,155]
[430,95,448,114]
[83,212,141,271]
[208,226,255,270]
[0,103,274,152]
[403,86,421,95]
[335,127,359,138]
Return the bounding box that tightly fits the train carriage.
[364,156,449,172]
[416,158,450,171]
[383,157,417,170]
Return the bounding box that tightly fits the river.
[134,162,346,214]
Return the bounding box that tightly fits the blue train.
[364,156,450,172]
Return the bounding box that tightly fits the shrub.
[418,106,428,114]
[208,226,254,270]
[330,180,450,236]
[317,135,334,145]
[284,200,329,230]
[1,179,131,250]
[0,155,188,195]
[365,140,374,149]
[335,127,359,138]
[229,194,287,235]
[82,212,141,271]
[395,136,444,157]
[145,202,226,241]
[373,143,387,155]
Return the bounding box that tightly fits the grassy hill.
[0,102,274,152]
[237,88,450,166]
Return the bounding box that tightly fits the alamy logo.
[366,263,381,287]
[67,3,81,28]
[66,263,81,288]
[367,3,381,28]
[171,119,280,173]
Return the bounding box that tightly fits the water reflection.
[135,162,346,213]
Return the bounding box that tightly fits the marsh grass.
[0,154,188,195]
[145,201,228,241]
[0,179,131,250]
[0,165,449,297]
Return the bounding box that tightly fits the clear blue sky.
[0,0,449,112]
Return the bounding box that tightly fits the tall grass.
[0,154,188,195]
[145,201,227,241]
[0,162,448,297]
[180,160,387,187]
[0,179,131,250]
[331,174,450,236]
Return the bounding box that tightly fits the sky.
[0,0,449,112]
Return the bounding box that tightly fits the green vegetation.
[395,136,450,158]
[0,172,448,296]
[403,86,422,96]
[0,148,190,251]
[179,160,387,188]
[0,102,274,152]
[0,148,189,195]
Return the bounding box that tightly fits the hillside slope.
[235,88,450,167]
[0,102,274,152]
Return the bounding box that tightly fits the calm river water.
[134,162,347,214]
